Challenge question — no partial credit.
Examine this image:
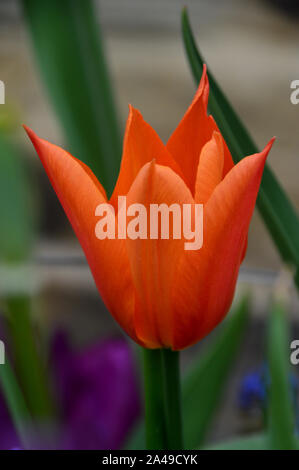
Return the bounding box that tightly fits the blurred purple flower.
[51,333,141,449]
[0,332,141,450]
[0,319,20,450]
[0,397,20,450]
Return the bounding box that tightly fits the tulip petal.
[172,139,274,350]
[125,160,194,348]
[166,66,233,194]
[194,131,224,204]
[24,126,139,344]
[110,106,183,207]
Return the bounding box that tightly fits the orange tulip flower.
[24,67,274,350]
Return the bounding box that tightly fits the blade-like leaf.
[181,8,299,280]
[0,355,32,449]
[5,295,54,419]
[22,0,121,196]
[183,296,249,449]
[267,303,297,449]
[125,297,249,450]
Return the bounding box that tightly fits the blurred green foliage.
[0,124,53,429]
[22,0,122,196]
[267,302,297,449]
[0,131,35,262]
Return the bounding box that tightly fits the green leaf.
[0,132,35,262]
[0,355,32,449]
[183,296,249,449]
[22,0,121,196]
[204,433,270,450]
[267,303,297,450]
[181,8,299,277]
[5,295,54,419]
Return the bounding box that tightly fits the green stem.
[142,348,184,450]
[161,349,184,449]
[142,348,167,449]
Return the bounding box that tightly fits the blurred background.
[0,0,299,447]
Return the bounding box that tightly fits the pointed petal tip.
[207,130,224,156]
[211,129,222,140]
[23,124,34,139]
[128,103,142,118]
[141,158,156,178]
[267,136,276,150]
[194,64,208,99]
[259,136,276,162]
[23,124,49,159]
[125,104,146,131]
[23,125,47,150]
[23,125,43,153]
[238,137,275,180]
[246,137,275,168]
